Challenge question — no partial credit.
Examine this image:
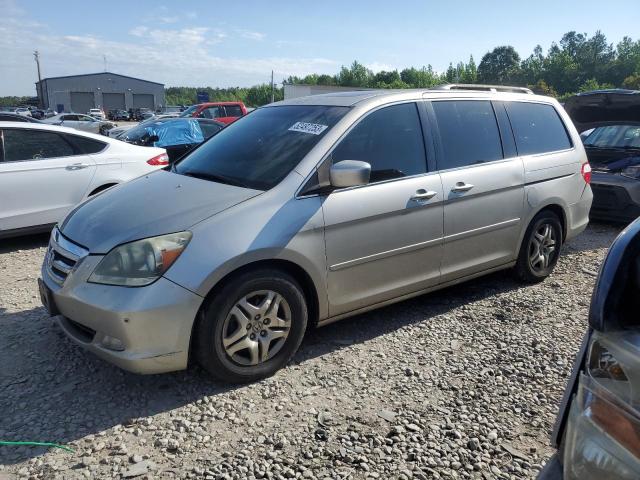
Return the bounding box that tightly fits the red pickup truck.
[179,101,247,124]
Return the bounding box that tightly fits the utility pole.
[271,70,274,103]
[33,50,43,108]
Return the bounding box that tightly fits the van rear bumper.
[566,185,593,241]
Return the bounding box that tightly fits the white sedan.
[0,122,168,239]
[43,113,115,134]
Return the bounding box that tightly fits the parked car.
[179,101,247,124]
[0,113,44,123]
[131,108,154,122]
[39,87,592,382]
[43,113,116,135]
[119,117,224,163]
[0,122,168,239]
[86,108,105,120]
[14,107,32,117]
[564,89,640,223]
[108,109,129,121]
[538,218,640,480]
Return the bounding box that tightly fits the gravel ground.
[0,223,623,479]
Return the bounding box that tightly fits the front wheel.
[195,269,308,383]
[515,211,563,283]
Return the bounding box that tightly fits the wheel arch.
[188,258,321,364]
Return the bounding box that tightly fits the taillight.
[147,153,169,166]
[581,161,592,184]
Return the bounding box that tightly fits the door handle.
[451,182,474,193]
[66,163,90,170]
[411,189,438,201]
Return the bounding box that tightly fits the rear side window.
[67,135,107,154]
[432,100,503,169]
[332,102,427,183]
[505,102,572,155]
[2,129,75,161]
[224,105,243,117]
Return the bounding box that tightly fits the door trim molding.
[329,236,442,271]
[444,217,520,243]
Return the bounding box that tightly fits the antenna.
[103,54,107,72]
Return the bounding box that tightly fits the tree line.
[285,31,640,101]
[2,30,638,109]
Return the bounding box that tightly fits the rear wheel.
[515,210,563,283]
[196,269,308,383]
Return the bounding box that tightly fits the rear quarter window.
[505,102,572,156]
[66,135,107,154]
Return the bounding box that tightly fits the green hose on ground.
[0,441,74,453]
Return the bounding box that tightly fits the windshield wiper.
[181,170,250,188]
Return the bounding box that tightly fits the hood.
[564,89,640,133]
[60,170,262,253]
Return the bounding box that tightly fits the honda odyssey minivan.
[39,86,593,382]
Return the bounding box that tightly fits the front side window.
[332,102,427,183]
[62,115,78,121]
[198,107,221,119]
[432,100,503,169]
[1,129,75,162]
[584,125,640,149]
[175,105,349,190]
[505,102,572,156]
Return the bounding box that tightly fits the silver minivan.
[39,86,593,382]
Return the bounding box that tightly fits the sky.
[1,0,639,96]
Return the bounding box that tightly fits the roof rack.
[431,84,534,95]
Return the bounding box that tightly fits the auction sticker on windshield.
[288,122,328,135]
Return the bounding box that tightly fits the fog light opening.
[101,335,125,351]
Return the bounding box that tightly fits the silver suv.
[39,86,593,382]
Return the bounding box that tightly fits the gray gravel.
[0,223,622,479]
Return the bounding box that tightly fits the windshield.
[174,105,349,190]
[584,125,640,149]
[179,105,199,117]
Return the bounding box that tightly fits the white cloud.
[0,5,338,95]
[237,29,266,41]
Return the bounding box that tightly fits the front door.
[429,99,525,282]
[0,128,96,231]
[322,102,444,316]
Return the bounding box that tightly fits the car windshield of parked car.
[174,105,349,190]
[584,125,640,149]
[179,105,199,117]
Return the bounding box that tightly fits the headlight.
[621,165,640,179]
[88,231,191,287]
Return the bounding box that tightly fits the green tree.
[623,74,640,90]
[478,46,521,84]
[336,61,373,87]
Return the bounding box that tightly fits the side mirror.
[329,160,371,188]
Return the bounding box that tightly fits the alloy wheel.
[528,223,557,272]
[221,290,292,366]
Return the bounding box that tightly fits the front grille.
[46,228,89,285]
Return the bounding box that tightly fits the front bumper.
[590,172,640,223]
[40,232,203,374]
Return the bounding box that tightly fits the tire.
[195,268,308,383]
[515,210,563,283]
